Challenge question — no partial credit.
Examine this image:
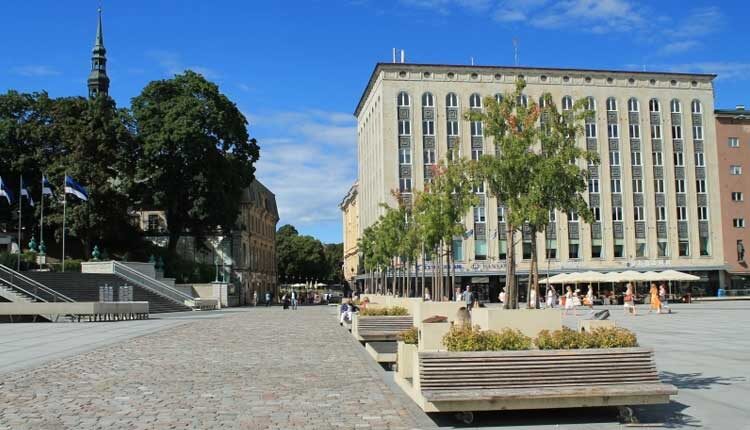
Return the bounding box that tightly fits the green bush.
[359,306,409,316]
[535,327,638,349]
[50,259,83,272]
[443,325,532,352]
[397,327,418,344]
[0,252,39,271]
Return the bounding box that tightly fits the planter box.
[578,319,615,332]
[418,322,451,352]
[471,308,562,337]
[351,314,414,342]
[396,341,417,380]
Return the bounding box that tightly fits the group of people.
[339,297,369,324]
[623,282,671,315]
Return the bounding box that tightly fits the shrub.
[397,327,418,344]
[359,306,409,316]
[535,327,638,349]
[443,325,532,352]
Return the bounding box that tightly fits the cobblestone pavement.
[0,307,433,430]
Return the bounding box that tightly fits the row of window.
[397,91,704,114]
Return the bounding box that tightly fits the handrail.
[112,261,194,307]
[0,264,75,303]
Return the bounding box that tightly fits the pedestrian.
[252,290,258,307]
[659,283,671,314]
[282,294,289,310]
[265,291,271,307]
[546,285,557,309]
[291,290,298,310]
[649,283,661,314]
[499,287,506,306]
[564,286,577,316]
[454,287,461,302]
[624,282,637,315]
[463,286,474,309]
[424,288,431,301]
[529,287,537,309]
[583,284,594,310]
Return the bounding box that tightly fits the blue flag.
[20,177,34,207]
[42,176,53,196]
[0,177,13,205]
[64,176,88,201]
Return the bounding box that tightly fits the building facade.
[353,63,726,300]
[715,105,750,290]
[340,182,360,285]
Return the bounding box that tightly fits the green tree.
[131,71,259,256]
[275,224,328,283]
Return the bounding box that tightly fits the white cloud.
[11,65,60,77]
[659,40,700,56]
[146,50,220,79]
[659,62,750,81]
[248,110,357,229]
[531,0,642,31]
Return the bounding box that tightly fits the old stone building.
[340,182,359,285]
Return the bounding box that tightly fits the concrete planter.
[396,341,417,380]
[418,322,451,352]
[471,307,562,337]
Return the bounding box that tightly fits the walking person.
[649,283,662,314]
[583,284,595,311]
[253,290,258,307]
[659,283,671,314]
[463,286,474,310]
[499,287,506,306]
[624,282,637,316]
[545,285,557,309]
[291,290,298,310]
[265,291,272,307]
[563,286,577,316]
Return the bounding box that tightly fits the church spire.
[87,7,110,98]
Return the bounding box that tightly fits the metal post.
[17,174,22,271]
[62,175,66,273]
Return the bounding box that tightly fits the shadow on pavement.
[428,407,618,428]
[659,371,747,390]
[634,401,702,428]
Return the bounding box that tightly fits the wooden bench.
[352,315,413,342]
[365,341,398,367]
[396,347,676,424]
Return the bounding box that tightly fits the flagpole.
[40,176,44,251]
[62,175,66,273]
[17,174,22,271]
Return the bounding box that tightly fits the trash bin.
[717,288,726,297]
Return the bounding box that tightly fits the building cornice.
[339,181,358,209]
[354,62,717,117]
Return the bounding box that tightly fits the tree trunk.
[528,228,539,309]
[505,223,517,309]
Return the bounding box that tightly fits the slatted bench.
[365,341,398,368]
[352,315,413,342]
[399,347,676,424]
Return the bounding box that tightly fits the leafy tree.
[324,242,343,283]
[131,71,259,256]
[275,224,328,282]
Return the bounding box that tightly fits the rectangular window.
[732,191,744,201]
[473,206,486,223]
[629,124,640,139]
[549,210,556,223]
[697,206,708,221]
[447,120,459,136]
[654,179,665,193]
[585,123,597,138]
[472,183,485,194]
[608,124,619,139]
[610,151,620,166]
[452,239,463,261]
[671,125,682,139]
[569,240,580,259]
[696,179,706,193]
[677,206,688,220]
[497,206,505,223]
[399,147,411,164]
[588,179,599,193]
[694,152,705,167]
[634,206,645,221]
[731,165,743,175]
[675,179,686,193]
[592,206,601,222]
[656,206,667,221]
[546,239,557,260]
[673,152,684,166]
[679,240,690,257]
[631,152,642,166]
[632,179,643,193]
[692,125,703,140]
[734,218,746,228]
[657,240,669,257]
[422,120,435,136]
[398,120,411,136]
[614,239,624,258]
[471,148,483,160]
[475,239,487,260]
[568,211,579,222]
[651,125,662,139]
[612,206,623,221]
[700,237,710,256]
[591,238,602,259]
[611,179,622,193]
[652,152,663,166]
[471,121,483,137]
[522,239,532,260]
[399,177,412,193]
[636,241,647,258]
[729,137,740,148]
[423,148,436,164]
[499,240,507,260]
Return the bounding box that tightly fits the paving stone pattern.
[0,307,430,430]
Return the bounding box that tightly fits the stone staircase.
[0,284,35,303]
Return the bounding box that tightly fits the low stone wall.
[0,301,149,317]
[471,308,562,337]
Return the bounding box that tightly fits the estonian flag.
[42,176,53,196]
[0,177,13,205]
[64,175,88,201]
[20,177,34,207]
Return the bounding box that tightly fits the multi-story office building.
[715,105,750,290]
[340,182,360,286]
[352,62,725,300]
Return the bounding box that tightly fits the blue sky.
[2,0,749,243]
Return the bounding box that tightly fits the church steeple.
[87,7,110,98]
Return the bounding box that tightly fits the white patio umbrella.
[658,270,700,281]
[539,272,575,284]
[316,282,327,287]
[575,271,610,284]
